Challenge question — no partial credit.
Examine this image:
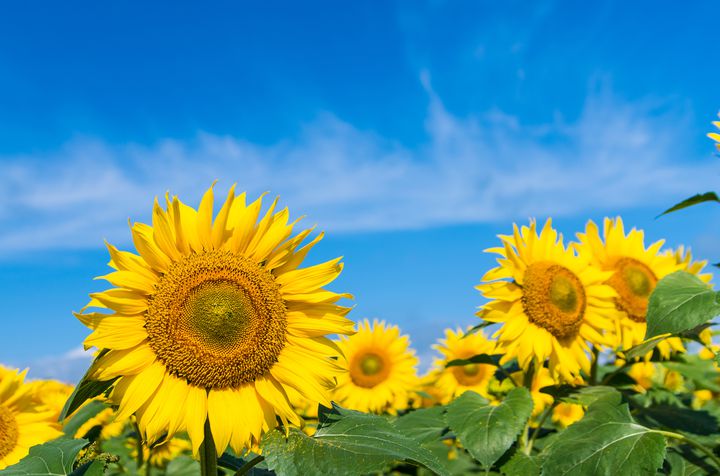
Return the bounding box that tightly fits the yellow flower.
[478,219,616,382]
[667,246,712,283]
[77,185,354,456]
[0,366,64,469]
[431,328,496,403]
[627,361,656,392]
[709,113,720,152]
[74,407,127,440]
[552,402,584,428]
[27,379,73,421]
[334,320,419,413]
[574,217,682,358]
[693,389,714,409]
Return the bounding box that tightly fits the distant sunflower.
[334,320,419,413]
[709,114,720,151]
[78,185,354,456]
[510,367,555,417]
[477,219,616,381]
[574,217,682,357]
[552,402,584,428]
[27,379,73,421]
[431,328,496,403]
[0,367,63,470]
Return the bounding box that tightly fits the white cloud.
[0,79,716,254]
[10,347,93,384]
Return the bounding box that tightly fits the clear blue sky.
[1,0,719,381]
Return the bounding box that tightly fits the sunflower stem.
[200,418,218,476]
[235,455,265,476]
[133,421,144,470]
[653,430,720,471]
[518,361,536,453]
[589,346,600,385]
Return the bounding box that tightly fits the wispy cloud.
[8,347,93,383]
[0,76,716,254]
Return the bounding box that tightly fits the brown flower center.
[146,251,287,389]
[0,405,18,459]
[350,352,390,388]
[452,362,492,386]
[521,261,587,340]
[606,257,657,322]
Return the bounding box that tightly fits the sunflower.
[477,219,616,382]
[77,185,354,456]
[431,328,496,403]
[27,379,73,421]
[574,217,682,357]
[333,319,418,413]
[709,114,720,151]
[73,406,127,441]
[0,366,64,470]
[510,367,556,417]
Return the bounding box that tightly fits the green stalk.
[518,360,536,453]
[200,418,218,476]
[235,455,265,476]
[589,346,600,385]
[653,430,720,471]
[133,421,144,470]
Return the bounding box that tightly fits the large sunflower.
[333,319,419,413]
[477,219,616,382]
[431,328,496,403]
[77,185,354,456]
[0,367,63,470]
[574,217,682,357]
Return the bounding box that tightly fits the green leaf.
[164,456,201,475]
[446,354,503,368]
[664,449,714,476]
[501,451,539,476]
[539,384,616,406]
[62,401,108,438]
[463,320,493,337]
[393,406,447,444]
[621,334,671,360]
[658,192,720,217]
[540,392,666,475]
[445,388,533,469]
[645,271,720,340]
[68,460,105,476]
[60,350,116,421]
[634,404,719,436]
[261,405,447,476]
[1,438,88,475]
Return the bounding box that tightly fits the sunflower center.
[0,405,18,459]
[359,354,383,376]
[350,351,390,388]
[521,261,587,340]
[452,361,491,386]
[146,251,287,390]
[606,257,657,323]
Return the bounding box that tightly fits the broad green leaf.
[658,192,720,217]
[664,450,710,476]
[634,404,719,436]
[1,438,88,475]
[60,350,115,421]
[445,388,533,469]
[646,271,720,340]
[393,406,447,444]
[420,441,478,476]
[540,384,616,406]
[69,460,104,476]
[261,405,447,476]
[446,353,502,368]
[62,401,108,438]
[501,451,539,476]
[540,392,666,476]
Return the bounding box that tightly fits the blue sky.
[1,0,719,381]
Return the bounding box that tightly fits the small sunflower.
[574,217,682,357]
[77,185,354,456]
[27,379,73,421]
[74,406,127,441]
[334,320,419,414]
[552,402,584,428]
[431,328,496,403]
[413,371,448,408]
[0,367,64,470]
[135,437,192,468]
[477,219,616,381]
[709,113,720,151]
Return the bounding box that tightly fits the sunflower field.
[1,121,720,476]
